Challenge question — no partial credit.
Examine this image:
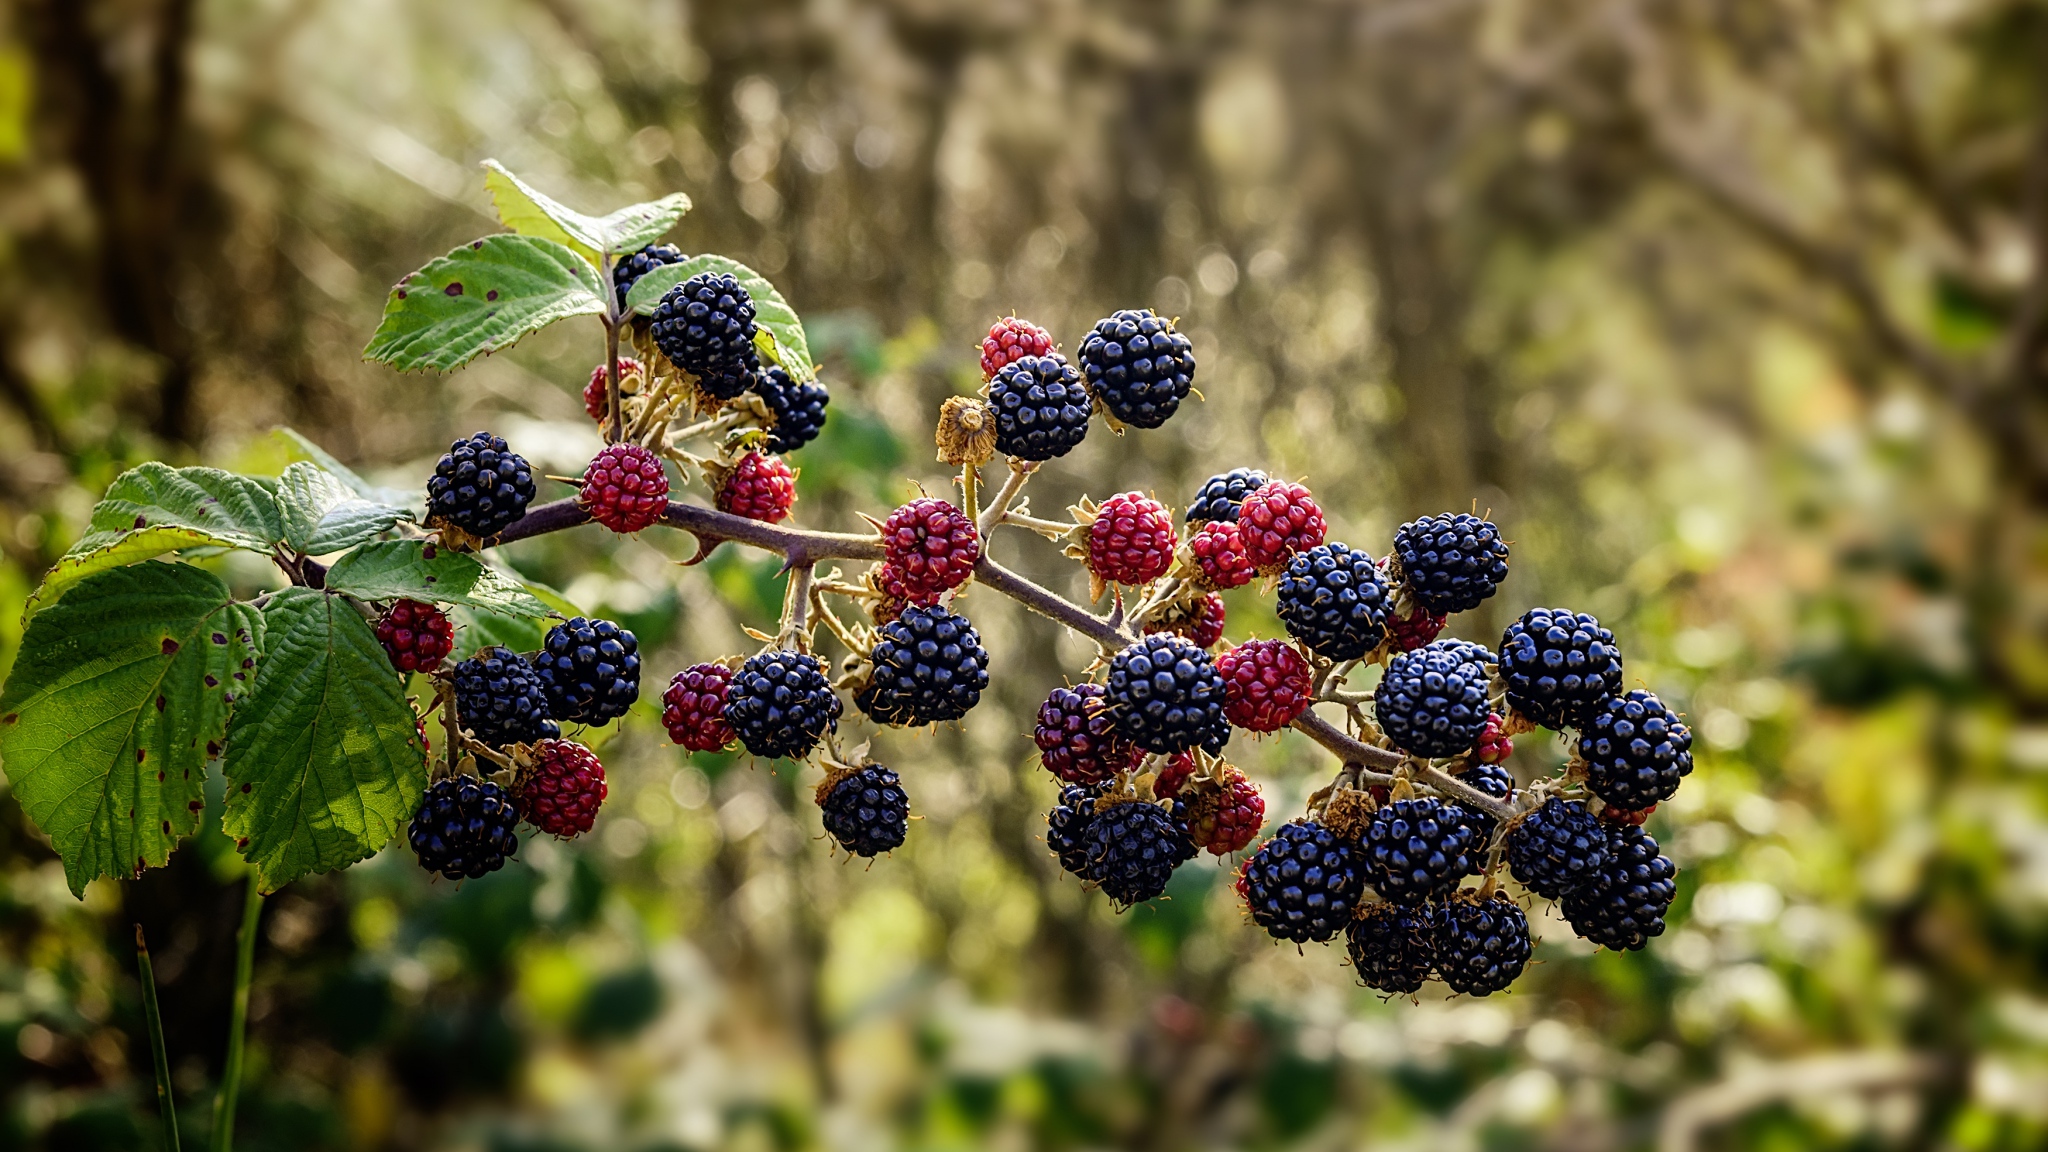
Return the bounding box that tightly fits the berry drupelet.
[722,649,841,761]
[1034,683,1142,785]
[374,599,453,674]
[1579,689,1693,810]
[1275,542,1390,661]
[453,646,559,748]
[987,354,1092,462]
[1078,309,1197,428]
[1498,607,1624,730]
[818,765,911,857]
[427,432,536,540]
[531,617,640,725]
[1240,819,1366,943]
[854,604,989,726]
[1392,512,1511,615]
[662,663,736,752]
[1374,639,1496,758]
[410,777,521,880]
[1104,634,1232,754]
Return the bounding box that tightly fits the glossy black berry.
[1083,799,1195,906]
[409,777,520,880]
[1275,542,1391,661]
[1361,798,1478,904]
[819,766,910,857]
[1347,903,1436,995]
[427,432,536,539]
[722,649,842,761]
[1240,820,1366,943]
[854,605,989,726]
[1506,797,1609,900]
[1499,608,1624,730]
[1450,761,1516,847]
[987,354,1091,461]
[531,617,640,725]
[650,271,760,399]
[1078,309,1196,429]
[612,242,684,310]
[1374,639,1495,758]
[1433,890,1531,995]
[757,365,829,454]
[1393,513,1511,615]
[453,646,559,748]
[1185,468,1269,525]
[1562,822,1677,950]
[1047,784,1102,879]
[1579,690,1693,810]
[1104,634,1231,755]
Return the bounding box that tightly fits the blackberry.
[1034,683,1141,785]
[1145,592,1226,650]
[1561,822,1677,950]
[1078,309,1196,429]
[819,765,910,857]
[1374,640,1495,758]
[374,599,453,674]
[1579,690,1693,810]
[1188,520,1255,590]
[612,242,683,310]
[662,663,736,752]
[1347,903,1436,995]
[880,497,979,601]
[453,646,559,748]
[1047,784,1102,878]
[579,443,669,534]
[1275,542,1391,661]
[987,354,1092,462]
[532,617,641,725]
[1216,639,1314,733]
[584,357,643,425]
[980,316,1055,380]
[514,739,607,839]
[649,271,760,399]
[1104,634,1231,755]
[1505,797,1608,900]
[1237,481,1327,573]
[854,605,989,726]
[1361,798,1478,904]
[426,432,536,540]
[714,451,797,524]
[1450,761,1516,847]
[1392,513,1511,615]
[1386,604,1448,652]
[1185,766,1265,855]
[1086,492,1177,587]
[1153,753,1197,798]
[1084,799,1195,906]
[1185,467,1270,526]
[1432,890,1531,996]
[1475,712,1514,764]
[1498,607,1624,730]
[757,365,830,454]
[409,777,520,880]
[722,649,841,761]
[1239,819,1366,943]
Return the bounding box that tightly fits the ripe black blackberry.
[649,271,760,399]
[722,649,842,761]
[1083,799,1195,906]
[1185,467,1270,525]
[531,617,640,725]
[854,605,989,726]
[426,432,536,539]
[1432,890,1531,996]
[1499,607,1624,730]
[1047,784,1103,879]
[1450,761,1516,847]
[1240,820,1366,943]
[1347,902,1436,995]
[1562,822,1677,950]
[1077,309,1196,428]
[1506,797,1609,900]
[1361,797,1478,904]
[819,765,910,857]
[409,777,520,880]
[612,242,684,310]
[757,365,830,454]
[1275,542,1391,661]
[1579,689,1693,810]
[1392,513,1511,615]
[454,646,559,748]
[987,354,1092,461]
[1374,640,1495,758]
[1104,634,1231,755]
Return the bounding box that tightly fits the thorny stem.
[778,563,816,650]
[976,460,1036,536]
[995,511,1079,538]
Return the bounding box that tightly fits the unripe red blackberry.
[1240,819,1366,943]
[1578,690,1692,810]
[1361,797,1478,904]
[1034,683,1142,785]
[1185,766,1264,855]
[1599,803,1656,826]
[1078,309,1197,429]
[1145,592,1226,650]
[515,739,607,839]
[864,563,915,624]
[819,765,910,857]
[374,599,453,674]
[1275,542,1390,661]
[1237,480,1327,573]
[1347,902,1435,995]
[1475,712,1513,764]
[579,443,670,534]
[1386,605,1448,652]
[584,357,644,423]
[1086,492,1176,587]
[854,604,989,726]
[1561,822,1677,950]
[1185,468,1270,526]
[1432,890,1531,996]
[1216,639,1313,733]
[1152,752,1196,798]
[1506,797,1609,899]
[662,663,737,752]
[714,451,796,524]
[1392,512,1511,615]
[980,316,1056,380]
[1498,607,1623,730]
[1105,634,1231,755]
[722,649,841,761]
[1374,640,1496,758]
[1187,520,1255,590]
[881,497,979,601]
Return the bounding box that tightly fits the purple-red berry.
[579,443,670,533]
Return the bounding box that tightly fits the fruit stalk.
[211,875,263,1152]
[134,925,181,1152]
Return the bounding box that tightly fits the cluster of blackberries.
[972,310,1199,465]
[1046,785,1197,906]
[448,616,642,749]
[408,735,615,880]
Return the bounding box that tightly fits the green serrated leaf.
[324,541,551,617]
[221,588,425,893]
[362,235,607,372]
[276,463,408,556]
[624,255,815,381]
[0,563,263,896]
[594,193,693,255]
[481,159,605,261]
[272,427,422,513]
[26,464,286,618]
[448,574,580,656]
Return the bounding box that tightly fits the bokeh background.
[3,0,2047,1149]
